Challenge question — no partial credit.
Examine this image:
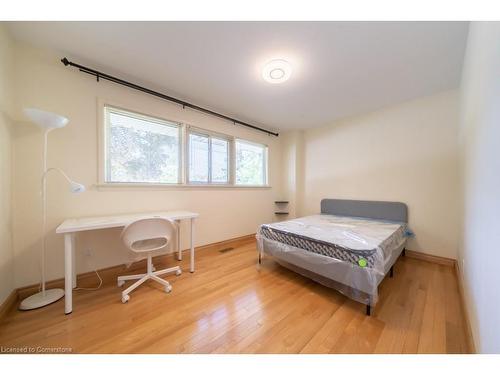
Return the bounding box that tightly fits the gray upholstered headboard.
[321,199,408,223]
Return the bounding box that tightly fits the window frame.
[234,138,269,186]
[102,104,183,185]
[186,126,232,185]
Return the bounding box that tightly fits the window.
[101,104,269,187]
[104,106,181,184]
[187,129,229,184]
[235,139,268,186]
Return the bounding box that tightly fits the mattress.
[258,214,407,270]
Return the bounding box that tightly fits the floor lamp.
[19,108,86,311]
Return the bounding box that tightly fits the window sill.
[94,183,272,191]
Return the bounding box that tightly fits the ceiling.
[5,21,469,131]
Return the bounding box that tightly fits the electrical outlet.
[85,248,92,257]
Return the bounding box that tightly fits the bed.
[256,199,409,315]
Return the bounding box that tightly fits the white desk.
[56,210,199,314]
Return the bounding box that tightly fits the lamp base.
[18,289,65,311]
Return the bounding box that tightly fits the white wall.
[279,130,304,218]
[299,91,460,259]
[0,25,15,305]
[458,21,500,354]
[11,41,283,288]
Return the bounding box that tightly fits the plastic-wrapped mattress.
[256,214,407,306]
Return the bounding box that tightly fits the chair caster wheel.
[118,280,125,287]
[165,285,172,293]
[121,294,130,303]
[176,269,182,276]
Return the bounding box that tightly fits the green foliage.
[109,125,179,183]
[236,143,264,185]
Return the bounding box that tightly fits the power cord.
[74,249,103,291]
[74,269,103,291]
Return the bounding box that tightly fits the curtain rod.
[61,57,279,137]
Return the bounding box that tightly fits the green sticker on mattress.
[358,258,368,268]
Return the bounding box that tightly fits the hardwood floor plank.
[443,266,468,353]
[251,287,341,353]
[401,289,427,353]
[300,299,358,353]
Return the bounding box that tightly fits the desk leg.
[71,233,77,288]
[64,233,74,315]
[190,218,195,273]
[177,220,182,261]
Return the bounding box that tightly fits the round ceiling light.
[262,59,292,84]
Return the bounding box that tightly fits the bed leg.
[390,266,394,278]
[402,248,406,257]
[366,304,371,316]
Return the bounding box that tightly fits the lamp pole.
[40,128,52,296]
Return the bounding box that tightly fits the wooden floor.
[0,240,470,353]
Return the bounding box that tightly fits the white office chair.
[118,217,181,303]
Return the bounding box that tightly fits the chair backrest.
[121,217,177,253]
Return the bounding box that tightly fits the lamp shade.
[70,181,86,194]
[24,108,69,130]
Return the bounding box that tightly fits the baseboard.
[16,233,256,301]
[454,261,477,353]
[405,249,455,267]
[194,233,255,253]
[0,290,18,322]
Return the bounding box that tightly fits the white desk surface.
[56,210,199,234]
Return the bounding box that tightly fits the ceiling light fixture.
[262,59,292,84]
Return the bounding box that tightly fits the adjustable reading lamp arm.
[42,168,86,193]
